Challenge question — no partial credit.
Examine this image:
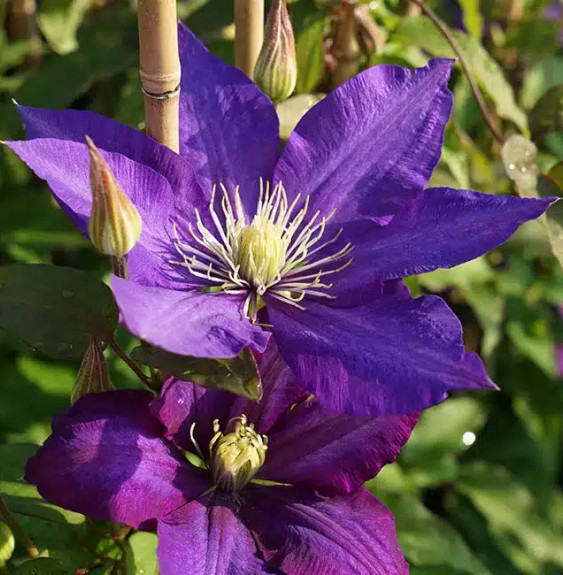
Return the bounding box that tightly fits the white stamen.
[171,179,354,321]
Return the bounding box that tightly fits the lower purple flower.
[26,343,416,574]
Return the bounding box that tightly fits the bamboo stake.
[137,0,181,152]
[234,0,264,78]
[332,2,361,89]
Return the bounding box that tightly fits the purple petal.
[150,377,235,452]
[268,294,494,416]
[15,104,201,200]
[157,493,271,575]
[25,391,209,527]
[3,138,192,290]
[229,339,309,435]
[244,486,408,575]
[340,188,555,282]
[177,23,279,216]
[261,400,417,494]
[111,277,269,357]
[274,59,453,222]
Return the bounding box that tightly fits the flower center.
[208,415,268,492]
[171,180,354,321]
[238,222,286,288]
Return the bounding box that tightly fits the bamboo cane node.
[142,84,181,100]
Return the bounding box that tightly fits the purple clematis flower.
[26,342,416,574]
[5,23,554,416]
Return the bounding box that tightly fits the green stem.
[0,494,39,559]
[409,0,505,145]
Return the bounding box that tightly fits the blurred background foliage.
[0,0,562,573]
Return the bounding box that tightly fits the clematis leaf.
[529,85,563,138]
[131,345,262,400]
[14,558,65,574]
[0,264,118,359]
[38,0,91,55]
[277,93,325,139]
[292,0,327,94]
[393,17,528,134]
[124,532,158,575]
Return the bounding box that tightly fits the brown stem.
[0,494,39,559]
[234,0,265,78]
[331,2,361,89]
[107,337,152,390]
[137,0,181,152]
[410,0,505,145]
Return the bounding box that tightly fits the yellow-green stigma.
[209,415,268,492]
[171,180,354,321]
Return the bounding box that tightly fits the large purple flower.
[5,23,553,416]
[26,342,415,574]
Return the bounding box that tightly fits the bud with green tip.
[86,136,142,258]
[254,0,297,103]
[71,335,115,404]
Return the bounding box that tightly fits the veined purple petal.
[229,339,309,435]
[25,391,209,528]
[274,59,454,222]
[15,104,202,201]
[157,493,272,575]
[177,23,279,217]
[340,188,555,282]
[244,486,408,575]
[150,377,235,452]
[111,277,269,358]
[261,401,417,494]
[4,138,192,290]
[268,294,494,416]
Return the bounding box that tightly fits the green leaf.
[292,0,327,94]
[124,532,158,575]
[399,398,487,487]
[131,345,262,400]
[277,93,325,140]
[0,264,118,359]
[393,17,528,133]
[538,163,563,269]
[529,85,563,138]
[0,521,15,566]
[457,0,483,39]
[375,492,490,574]
[458,462,563,568]
[38,0,92,55]
[13,558,66,574]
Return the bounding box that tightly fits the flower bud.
[71,336,115,404]
[254,0,297,103]
[86,136,142,258]
[0,522,14,567]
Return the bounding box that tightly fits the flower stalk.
[408,0,505,145]
[331,1,361,89]
[234,0,264,78]
[137,0,181,152]
[0,495,39,559]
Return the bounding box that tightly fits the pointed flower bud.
[71,336,115,404]
[86,136,142,258]
[254,0,297,103]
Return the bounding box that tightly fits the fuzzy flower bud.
[254,0,297,103]
[86,136,142,258]
[71,336,115,404]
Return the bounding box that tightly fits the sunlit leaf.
[131,345,262,399]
